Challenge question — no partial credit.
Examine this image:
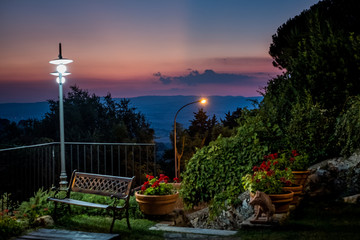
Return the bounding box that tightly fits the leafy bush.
[335,95,360,156]
[181,112,281,211]
[285,95,336,164]
[17,188,54,225]
[0,193,25,240]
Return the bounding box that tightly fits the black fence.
[0,142,157,202]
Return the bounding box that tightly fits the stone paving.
[150,223,239,240]
[14,229,120,240]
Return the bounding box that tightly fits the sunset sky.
[0,0,318,103]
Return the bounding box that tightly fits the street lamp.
[49,43,73,190]
[174,98,207,179]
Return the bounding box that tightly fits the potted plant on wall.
[274,150,310,186]
[242,159,294,213]
[288,150,310,186]
[135,174,179,215]
[265,152,306,204]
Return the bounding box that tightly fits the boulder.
[34,215,54,227]
[306,152,360,198]
[185,191,254,230]
[343,194,360,204]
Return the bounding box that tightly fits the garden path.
[14,228,119,240]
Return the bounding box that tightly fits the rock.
[306,152,360,198]
[343,194,360,204]
[185,191,254,230]
[34,215,54,227]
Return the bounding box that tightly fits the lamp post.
[49,43,73,190]
[174,98,207,179]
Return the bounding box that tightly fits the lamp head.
[56,64,67,74]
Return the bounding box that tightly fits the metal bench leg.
[126,208,131,230]
[53,202,58,220]
[110,210,116,233]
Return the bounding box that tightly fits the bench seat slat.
[48,197,113,209]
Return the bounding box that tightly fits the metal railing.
[0,142,156,201]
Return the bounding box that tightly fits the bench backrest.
[70,171,134,199]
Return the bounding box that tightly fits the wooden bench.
[48,170,135,233]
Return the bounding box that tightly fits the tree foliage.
[0,86,154,147]
[263,0,360,161]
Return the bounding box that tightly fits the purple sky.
[0,0,319,103]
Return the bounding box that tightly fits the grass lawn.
[54,215,164,240]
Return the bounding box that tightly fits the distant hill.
[0,95,262,143]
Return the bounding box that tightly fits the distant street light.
[49,43,73,190]
[174,98,207,179]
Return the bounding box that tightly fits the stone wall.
[185,191,254,230]
[306,152,360,198]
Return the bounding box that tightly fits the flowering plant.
[139,174,179,195]
[242,158,294,194]
[273,150,309,171]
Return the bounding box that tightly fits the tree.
[0,86,154,147]
[263,0,360,161]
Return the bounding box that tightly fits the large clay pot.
[268,191,294,213]
[292,170,310,186]
[282,184,303,205]
[135,191,179,215]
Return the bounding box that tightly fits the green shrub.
[0,193,25,240]
[285,94,336,164]
[0,215,24,240]
[181,113,281,212]
[335,95,360,156]
[17,188,54,225]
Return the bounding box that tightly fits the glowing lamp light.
[56,64,67,74]
[200,99,207,104]
[49,59,73,65]
[56,77,66,84]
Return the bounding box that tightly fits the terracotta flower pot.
[292,170,310,186]
[268,191,294,213]
[282,184,303,205]
[135,191,179,215]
